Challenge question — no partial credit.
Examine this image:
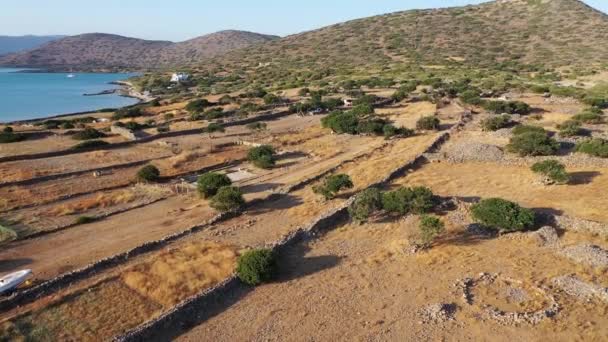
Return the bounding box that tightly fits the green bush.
[416,116,440,130]
[322,111,359,134]
[481,115,511,131]
[348,188,382,223]
[471,198,535,233]
[557,120,583,137]
[71,140,110,150]
[218,95,234,105]
[381,186,435,215]
[263,93,281,105]
[248,145,276,169]
[313,174,354,200]
[2,126,13,133]
[204,123,225,135]
[113,106,144,120]
[197,172,232,198]
[210,186,245,212]
[0,132,26,144]
[511,125,547,136]
[582,97,608,109]
[572,110,604,124]
[185,99,212,113]
[507,132,559,156]
[484,100,531,115]
[72,127,105,140]
[75,216,96,225]
[575,138,608,158]
[0,225,17,244]
[419,215,445,247]
[236,249,277,286]
[459,90,482,105]
[531,160,570,184]
[136,165,160,183]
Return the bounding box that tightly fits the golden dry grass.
[44,189,137,216]
[397,161,608,223]
[122,241,237,306]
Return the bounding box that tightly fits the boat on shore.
[0,270,32,294]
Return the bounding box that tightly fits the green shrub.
[156,125,170,133]
[575,138,608,158]
[248,145,276,169]
[0,224,17,244]
[2,126,13,133]
[236,249,277,286]
[218,95,234,105]
[416,116,440,130]
[321,111,359,134]
[511,125,547,136]
[75,216,96,225]
[531,160,570,184]
[72,127,105,140]
[197,172,232,198]
[582,97,608,109]
[204,123,225,135]
[136,165,160,183]
[185,99,212,113]
[419,215,445,247]
[61,122,75,129]
[557,120,583,137]
[313,174,354,200]
[113,106,144,120]
[471,198,535,233]
[348,188,382,223]
[459,90,482,105]
[572,110,604,124]
[71,140,110,150]
[381,186,435,215]
[507,132,559,156]
[210,186,245,212]
[263,93,281,105]
[481,115,511,131]
[0,132,26,144]
[484,100,531,115]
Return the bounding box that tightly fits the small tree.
[557,120,583,137]
[197,172,232,198]
[381,186,435,215]
[247,145,276,169]
[204,123,225,138]
[185,99,212,113]
[575,138,608,158]
[481,115,511,131]
[531,160,570,185]
[471,198,535,233]
[236,249,277,286]
[3,126,13,133]
[419,215,445,247]
[136,165,160,183]
[348,188,382,223]
[507,132,559,156]
[72,127,105,140]
[263,93,281,105]
[313,174,354,200]
[210,186,245,212]
[512,125,546,136]
[572,110,604,124]
[416,116,441,130]
[246,122,267,132]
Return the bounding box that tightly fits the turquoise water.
[0,68,139,122]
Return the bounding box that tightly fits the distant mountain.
[0,35,65,55]
[0,30,279,71]
[202,0,608,72]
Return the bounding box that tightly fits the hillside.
[0,35,65,56]
[207,0,608,73]
[0,30,278,71]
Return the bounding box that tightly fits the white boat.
[67,73,75,78]
[0,269,32,294]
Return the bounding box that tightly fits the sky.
[1,0,607,42]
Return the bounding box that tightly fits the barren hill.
[209,0,608,72]
[0,30,278,71]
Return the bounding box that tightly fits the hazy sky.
[1,0,607,41]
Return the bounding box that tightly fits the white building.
[171,72,190,83]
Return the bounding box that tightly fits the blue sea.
[0,68,139,122]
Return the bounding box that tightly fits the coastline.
[3,80,156,125]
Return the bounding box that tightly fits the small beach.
[0,68,141,122]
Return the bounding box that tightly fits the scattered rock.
[553,275,608,303]
[560,244,608,268]
[442,142,504,163]
[529,226,560,247]
[419,303,458,324]
[504,286,530,303]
